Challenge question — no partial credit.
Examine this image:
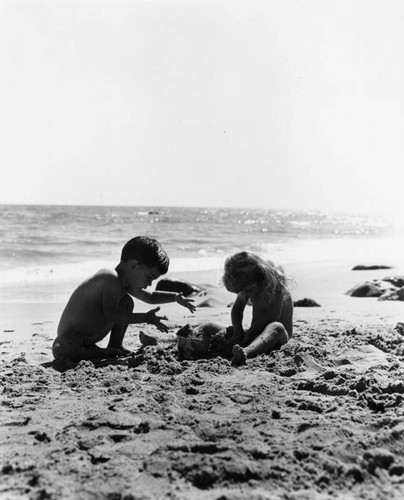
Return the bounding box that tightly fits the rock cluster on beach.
[352,265,393,271]
[156,279,203,297]
[346,275,404,301]
[294,298,321,307]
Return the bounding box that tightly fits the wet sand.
[2,263,404,499]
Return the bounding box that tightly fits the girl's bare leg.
[231,322,289,366]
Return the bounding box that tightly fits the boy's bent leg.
[52,336,83,360]
[231,322,289,366]
[53,337,121,362]
[81,344,122,359]
[107,294,134,353]
[52,336,83,372]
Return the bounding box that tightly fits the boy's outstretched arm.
[102,280,167,327]
[132,289,196,313]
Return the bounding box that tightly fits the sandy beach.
[2,259,404,500]
[1,0,404,495]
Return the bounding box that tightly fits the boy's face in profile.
[127,261,161,291]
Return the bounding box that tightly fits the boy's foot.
[231,344,247,366]
[117,346,132,357]
[139,331,158,346]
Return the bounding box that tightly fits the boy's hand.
[145,306,169,332]
[175,292,196,313]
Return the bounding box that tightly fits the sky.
[0,0,403,215]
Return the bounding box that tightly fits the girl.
[217,251,293,366]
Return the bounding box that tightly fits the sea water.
[0,204,403,303]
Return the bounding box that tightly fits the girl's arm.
[132,289,196,312]
[231,293,249,341]
[243,291,283,345]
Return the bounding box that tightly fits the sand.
[2,262,404,500]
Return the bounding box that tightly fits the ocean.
[0,204,402,303]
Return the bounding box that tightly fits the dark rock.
[156,278,202,297]
[352,265,393,271]
[383,276,404,288]
[378,286,404,302]
[293,298,321,307]
[395,323,404,335]
[197,298,221,308]
[346,277,402,300]
[346,281,386,297]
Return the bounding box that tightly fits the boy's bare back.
[57,269,126,343]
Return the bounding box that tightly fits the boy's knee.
[52,339,69,359]
[52,337,81,360]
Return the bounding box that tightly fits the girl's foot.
[231,344,247,366]
[139,331,158,346]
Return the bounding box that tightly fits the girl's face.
[224,272,254,294]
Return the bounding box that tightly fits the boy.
[52,236,195,367]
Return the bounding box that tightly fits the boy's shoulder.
[94,267,118,278]
[87,268,120,286]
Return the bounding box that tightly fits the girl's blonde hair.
[222,251,289,303]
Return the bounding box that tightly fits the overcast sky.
[0,0,403,216]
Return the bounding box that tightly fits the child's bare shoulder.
[94,268,118,279]
[82,268,121,290]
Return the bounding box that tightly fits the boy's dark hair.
[121,236,169,275]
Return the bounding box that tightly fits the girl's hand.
[145,307,169,332]
[175,292,196,313]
